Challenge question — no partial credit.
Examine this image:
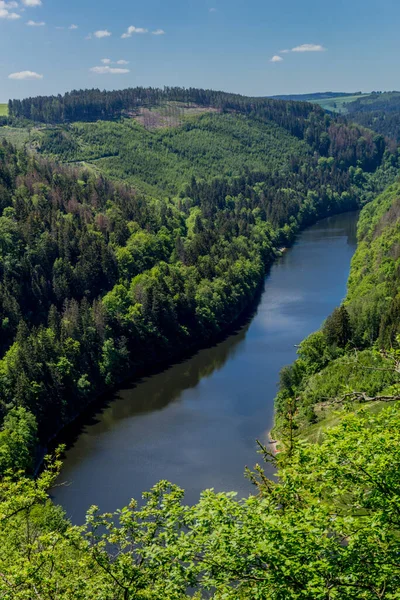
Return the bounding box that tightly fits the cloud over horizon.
[270,55,283,63]
[90,65,130,74]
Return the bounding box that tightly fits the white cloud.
[280,49,289,54]
[101,58,129,65]
[93,29,111,38]
[121,25,148,38]
[9,70,43,80]
[0,8,20,18]
[90,65,130,74]
[152,28,165,35]
[0,1,20,19]
[69,24,78,30]
[291,43,325,52]
[22,0,42,6]
[270,55,283,63]
[27,19,45,25]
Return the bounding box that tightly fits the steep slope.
[275,178,400,440]
[271,90,400,142]
[36,113,311,196]
[343,92,400,142]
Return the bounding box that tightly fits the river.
[52,211,358,523]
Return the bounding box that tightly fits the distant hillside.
[271,92,371,114]
[346,91,400,113]
[270,90,400,141]
[342,92,400,142]
[271,92,360,102]
[31,88,394,199]
[8,86,316,125]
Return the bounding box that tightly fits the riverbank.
[43,208,357,471]
[53,212,359,520]
[272,179,400,448]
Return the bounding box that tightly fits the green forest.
[1,87,400,597]
[1,89,396,461]
[275,179,400,439]
[346,93,400,144]
[278,90,400,144]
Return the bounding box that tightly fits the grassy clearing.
[133,101,220,129]
[0,127,30,147]
[300,400,399,444]
[313,94,371,114]
[0,104,8,117]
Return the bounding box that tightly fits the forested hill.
[0,88,398,466]
[7,86,317,125]
[345,92,400,142]
[271,89,400,143]
[34,104,394,201]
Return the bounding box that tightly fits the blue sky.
[0,0,399,101]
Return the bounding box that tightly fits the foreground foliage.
[1,405,400,599]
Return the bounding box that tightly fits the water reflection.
[53,212,358,523]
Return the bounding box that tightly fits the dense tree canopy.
[330,92,400,143]
[271,90,400,145]
[8,86,321,125]
[1,93,396,452]
[1,87,400,598]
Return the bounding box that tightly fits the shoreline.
[267,430,282,454]
[40,208,359,474]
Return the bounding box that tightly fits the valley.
[53,211,358,523]
[1,85,400,597]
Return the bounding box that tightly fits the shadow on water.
[52,211,359,522]
[51,288,262,456]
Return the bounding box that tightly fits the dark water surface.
[53,212,358,522]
